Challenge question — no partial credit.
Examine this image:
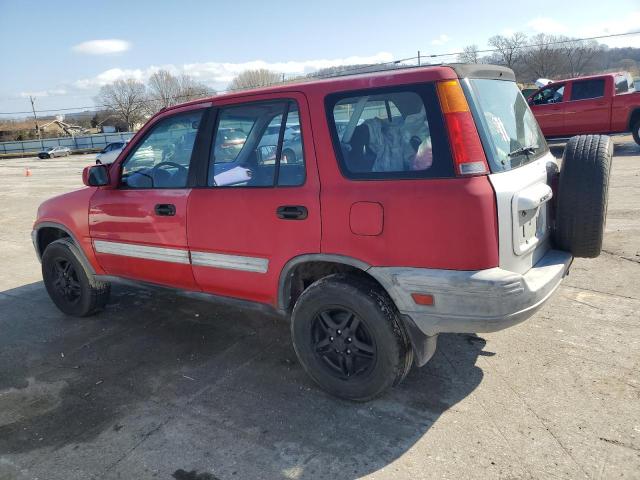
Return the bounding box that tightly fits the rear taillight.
[436,80,489,176]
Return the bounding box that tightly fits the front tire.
[42,239,110,316]
[291,274,413,401]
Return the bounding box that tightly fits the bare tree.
[228,69,282,90]
[523,34,565,79]
[560,38,602,77]
[145,70,214,115]
[95,79,147,131]
[488,32,528,69]
[177,74,214,101]
[147,70,182,111]
[457,45,481,64]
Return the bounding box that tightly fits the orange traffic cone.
[25,167,32,177]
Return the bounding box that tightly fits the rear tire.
[632,119,640,146]
[42,239,110,316]
[291,273,413,401]
[554,134,612,258]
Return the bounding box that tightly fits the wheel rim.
[311,307,376,380]
[51,258,81,303]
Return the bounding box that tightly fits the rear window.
[325,84,453,180]
[615,73,635,94]
[465,78,548,173]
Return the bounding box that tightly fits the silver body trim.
[191,251,269,273]
[93,240,190,265]
[92,240,268,273]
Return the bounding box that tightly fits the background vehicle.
[32,64,611,401]
[528,72,640,145]
[38,146,71,159]
[95,141,127,165]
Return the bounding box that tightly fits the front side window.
[531,85,564,105]
[121,110,203,188]
[209,100,305,187]
[327,86,453,179]
[570,79,605,101]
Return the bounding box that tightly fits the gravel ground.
[0,138,639,480]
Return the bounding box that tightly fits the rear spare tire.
[554,134,612,258]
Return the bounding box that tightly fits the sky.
[1,0,639,117]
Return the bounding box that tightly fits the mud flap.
[400,314,438,367]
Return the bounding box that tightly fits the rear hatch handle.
[517,183,553,211]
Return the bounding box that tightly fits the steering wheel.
[152,161,188,175]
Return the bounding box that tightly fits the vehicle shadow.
[0,281,487,479]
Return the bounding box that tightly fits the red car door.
[187,92,321,306]
[529,84,566,136]
[89,104,209,290]
[563,78,610,135]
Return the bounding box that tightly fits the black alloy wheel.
[311,307,376,380]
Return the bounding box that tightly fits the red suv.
[33,64,612,401]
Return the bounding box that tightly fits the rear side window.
[208,100,305,187]
[614,74,635,94]
[326,85,453,180]
[570,79,605,101]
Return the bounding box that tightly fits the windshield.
[465,78,548,173]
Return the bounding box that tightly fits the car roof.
[159,63,513,115]
[546,72,626,87]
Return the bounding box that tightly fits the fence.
[0,132,136,155]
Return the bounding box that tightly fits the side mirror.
[82,164,109,187]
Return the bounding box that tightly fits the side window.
[532,85,564,105]
[615,75,629,94]
[209,101,305,187]
[327,87,453,179]
[570,79,605,101]
[121,110,203,188]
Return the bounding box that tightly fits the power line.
[1,29,639,117]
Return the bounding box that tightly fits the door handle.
[154,204,176,216]
[276,205,308,220]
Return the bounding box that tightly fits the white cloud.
[527,17,569,34]
[19,88,67,98]
[430,34,450,46]
[576,11,640,48]
[72,39,131,55]
[73,52,395,90]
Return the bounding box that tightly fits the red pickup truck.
[528,72,640,145]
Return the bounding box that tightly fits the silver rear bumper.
[369,249,573,336]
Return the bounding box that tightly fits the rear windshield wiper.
[508,145,538,157]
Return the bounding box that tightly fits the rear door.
[564,78,610,134]
[529,84,566,136]
[465,78,554,275]
[89,104,208,290]
[187,93,320,305]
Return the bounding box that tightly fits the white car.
[96,141,127,165]
[38,146,71,159]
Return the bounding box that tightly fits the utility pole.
[30,96,41,139]
[418,50,421,66]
